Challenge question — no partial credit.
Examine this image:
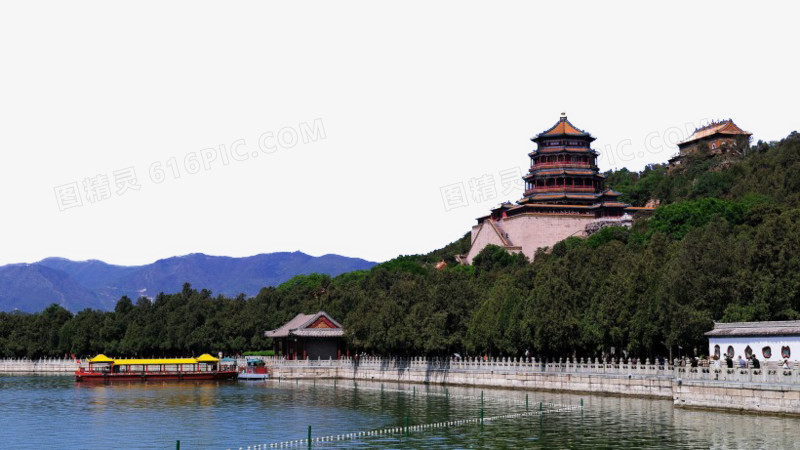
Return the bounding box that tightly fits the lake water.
[2,375,799,449]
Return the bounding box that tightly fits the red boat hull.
[75,370,238,382]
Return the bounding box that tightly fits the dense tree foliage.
[604,132,800,207]
[2,132,800,360]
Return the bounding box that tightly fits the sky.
[1,1,798,266]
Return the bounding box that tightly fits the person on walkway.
[737,355,746,368]
[783,359,791,369]
[725,354,733,368]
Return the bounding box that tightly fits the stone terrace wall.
[263,356,675,398]
[261,356,800,413]
[466,214,593,264]
[671,364,800,414]
[673,380,800,415]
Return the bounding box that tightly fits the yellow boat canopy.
[111,358,200,365]
[195,353,219,362]
[88,354,220,365]
[88,354,114,363]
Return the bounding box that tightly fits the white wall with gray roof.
[706,321,800,362]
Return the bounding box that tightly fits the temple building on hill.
[669,119,751,171]
[464,114,653,264]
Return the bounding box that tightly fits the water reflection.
[1,375,799,449]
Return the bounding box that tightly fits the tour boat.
[75,354,238,382]
[237,358,271,380]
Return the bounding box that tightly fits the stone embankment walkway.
[261,356,800,415]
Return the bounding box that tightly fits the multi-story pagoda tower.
[464,114,647,264]
[521,113,603,206]
[517,113,627,217]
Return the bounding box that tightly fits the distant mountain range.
[0,252,377,313]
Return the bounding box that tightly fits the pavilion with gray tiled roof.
[705,321,800,337]
[265,311,345,360]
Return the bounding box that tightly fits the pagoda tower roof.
[533,113,595,142]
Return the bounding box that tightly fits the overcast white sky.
[1,1,798,266]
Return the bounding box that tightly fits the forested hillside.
[2,132,799,360]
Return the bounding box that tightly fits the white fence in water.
[225,380,584,450]
[242,403,582,449]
